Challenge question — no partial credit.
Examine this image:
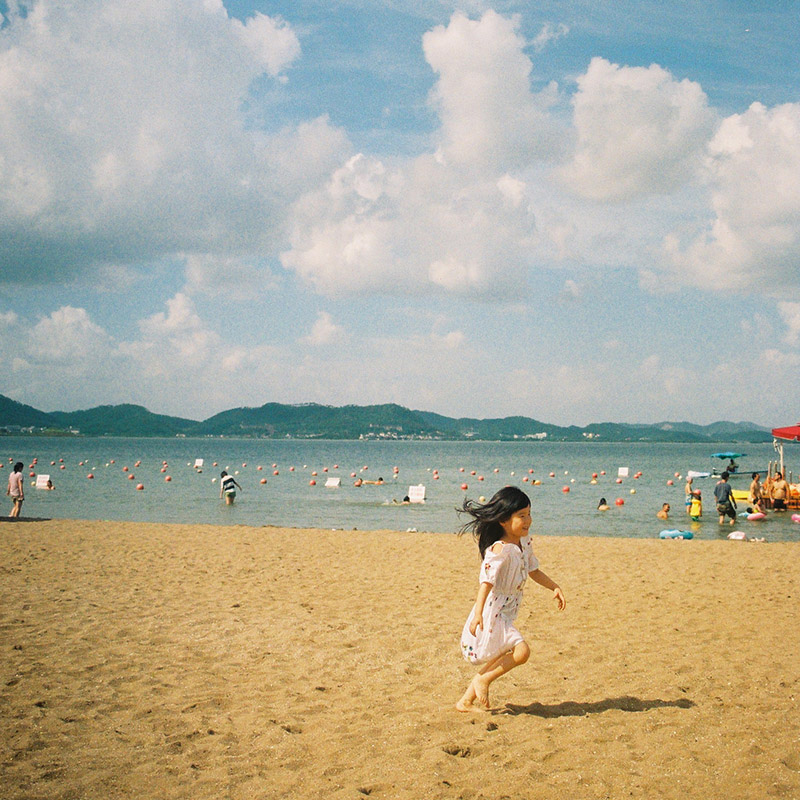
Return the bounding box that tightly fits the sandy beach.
[2,518,799,799]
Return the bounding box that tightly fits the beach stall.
[772,423,800,508]
[772,423,800,473]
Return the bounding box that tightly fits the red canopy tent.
[772,424,800,442]
[772,423,800,475]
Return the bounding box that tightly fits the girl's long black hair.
[458,486,531,558]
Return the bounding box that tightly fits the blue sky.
[1,0,799,426]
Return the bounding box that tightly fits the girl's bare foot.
[472,675,490,709]
[455,680,478,712]
[455,696,476,712]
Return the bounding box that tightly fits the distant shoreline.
[0,429,773,444]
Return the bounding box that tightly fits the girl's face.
[500,505,531,541]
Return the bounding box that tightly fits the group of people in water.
[680,469,792,524]
[591,468,794,528]
[218,471,393,506]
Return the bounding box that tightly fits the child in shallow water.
[455,486,565,712]
[690,490,702,521]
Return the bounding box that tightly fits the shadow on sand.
[0,516,52,523]
[502,695,695,718]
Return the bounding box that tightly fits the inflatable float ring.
[659,529,694,540]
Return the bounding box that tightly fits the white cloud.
[302,311,343,346]
[665,102,800,293]
[0,0,312,283]
[561,58,716,201]
[505,365,604,412]
[762,348,800,368]
[0,305,118,409]
[558,279,582,301]
[778,301,800,346]
[329,154,395,205]
[532,22,569,52]
[262,115,351,198]
[280,15,557,301]
[423,10,563,171]
[281,15,728,302]
[496,174,527,207]
[281,151,539,296]
[433,329,465,349]
[133,293,222,366]
[231,12,300,76]
[28,306,112,364]
[183,253,278,300]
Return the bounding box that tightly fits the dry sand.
[1,518,799,800]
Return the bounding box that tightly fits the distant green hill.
[199,402,436,438]
[48,404,197,437]
[0,395,55,428]
[0,393,774,442]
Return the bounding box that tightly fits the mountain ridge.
[0,394,774,443]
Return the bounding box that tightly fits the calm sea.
[2,437,797,541]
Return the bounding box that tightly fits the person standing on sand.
[7,461,24,517]
[714,472,737,525]
[455,487,565,712]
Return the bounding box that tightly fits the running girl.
[456,486,565,712]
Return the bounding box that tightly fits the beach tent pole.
[772,440,784,476]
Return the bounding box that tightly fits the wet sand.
[2,519,799,799]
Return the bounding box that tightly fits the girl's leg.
[455,651,508,712]
[472,641,530,709]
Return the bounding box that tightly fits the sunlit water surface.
[3,437,797,541]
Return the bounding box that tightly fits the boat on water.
[709,451,754,480]
[690,431,799,509]
[686,453,760,483]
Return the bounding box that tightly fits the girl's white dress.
[460,536,539,665]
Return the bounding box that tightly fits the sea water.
[2,437,797,541]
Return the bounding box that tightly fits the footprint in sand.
[442,744,471,758]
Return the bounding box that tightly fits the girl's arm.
[469,582,492,635]
[529,569,566,610]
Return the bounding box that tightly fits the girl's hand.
[469,613,483,636]
[553,587,566,610]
